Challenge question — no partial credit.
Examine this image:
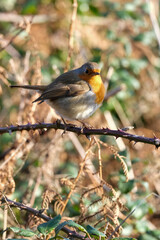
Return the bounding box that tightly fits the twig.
[94,137,103,179]
[29,169,42,207]
[1,197,88,240]
[2,204,8,240]
[0,122,160,148]
[104,66,114,91]
[2,194,20,227]
[0,13,58,24]
[104,111,126,151]
[107,192,160,240]
[0,139,26,169]
[0,28,24,53]
[146,0,160,50]
[0,17,33,53]
[104,84,126,101]
[65,0,78,71]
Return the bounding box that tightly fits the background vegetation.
[0,0,160,239]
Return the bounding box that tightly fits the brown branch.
[1,197,87,239]
[0,28,25,53]
[0,121,160,148]
[146,0,160,49]
[65,0,78,71]
[0,13,58,24]
[104,84,126,101]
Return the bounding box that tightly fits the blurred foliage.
[0,0,160,239]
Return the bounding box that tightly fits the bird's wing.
[33,80,90,103]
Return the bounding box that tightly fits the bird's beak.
[93,72,100,75]
[92,69,100,75]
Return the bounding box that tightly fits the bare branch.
[0,13,58,24]
[1,196,87,239]
[65,0,78,71]
[146,0,160,50]
[104,84,126,101]
[0,121,160,148]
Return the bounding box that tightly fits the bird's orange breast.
[89,75,105,104]
[79,74,105,105]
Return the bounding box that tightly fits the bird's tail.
[10,85,47,92]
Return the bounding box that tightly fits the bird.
[11,62,106,121]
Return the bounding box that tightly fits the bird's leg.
[77,120,92,140]
[77,120,90,135]
[61,117,68,133]
[61,117,67,125]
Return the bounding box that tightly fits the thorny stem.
[1,197,88,239]
[0,121,160,148]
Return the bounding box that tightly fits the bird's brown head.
[77,62,105,105]
[78,62,100,81]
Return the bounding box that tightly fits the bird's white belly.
[47,91,101,120]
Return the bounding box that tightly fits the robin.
[11,62,105,121]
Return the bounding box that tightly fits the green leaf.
[86,225,106,237]
[10,227,21,233]
[67,220,87,233]
[118,179,135,193]
[55,220,87,236]
[17,229,36,237]
[133,32,156,45]
[55,221,69,235]
[37,215,61,235]
[138,233,158,240]
[147,229,160,238]
[10,227,35,237]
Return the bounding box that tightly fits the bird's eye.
[85,69,89,74]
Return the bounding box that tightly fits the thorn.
[80,127,84,134]
[133,141,137,146]
[38,209,45,214]
[61,130,66,137]
[153,132,157,139]
[85,134,91,141]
